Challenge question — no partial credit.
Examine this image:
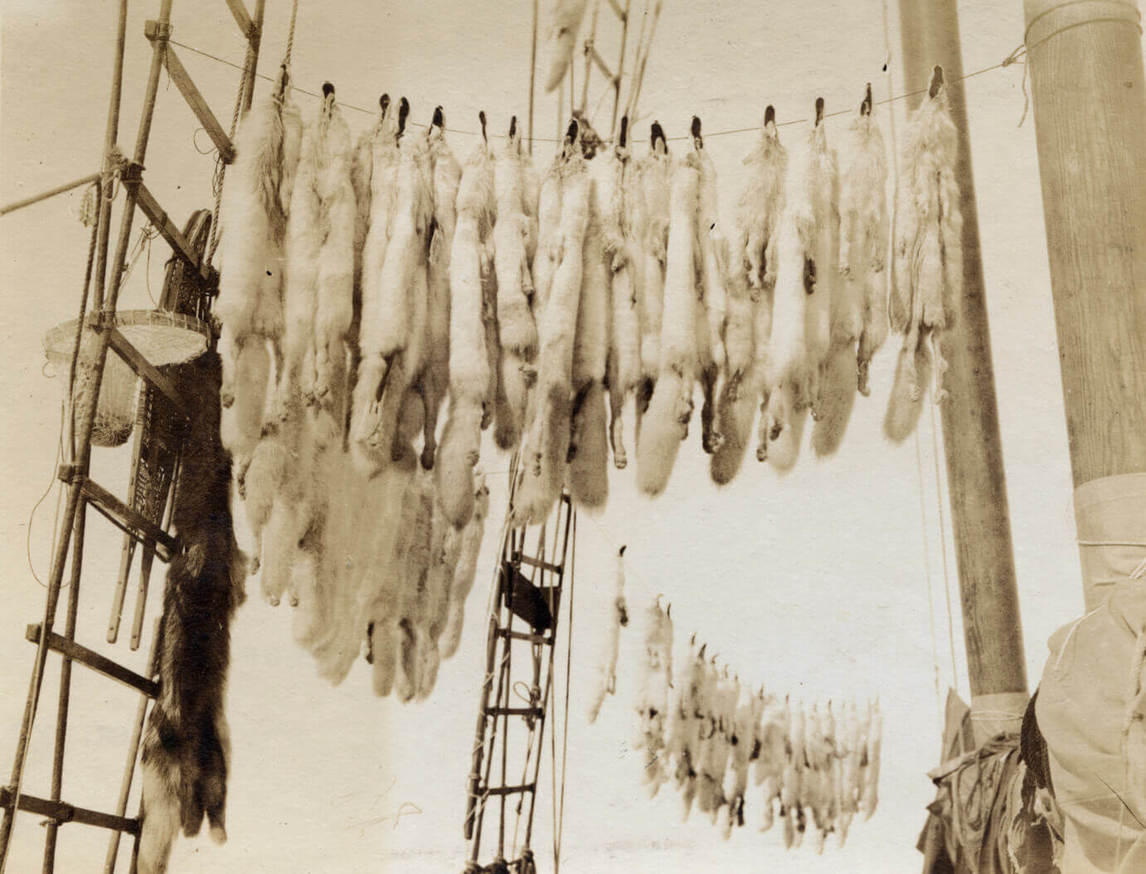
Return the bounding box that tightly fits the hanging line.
[164,35,1025,144]
[929,400,962,693]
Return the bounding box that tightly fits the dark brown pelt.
[138,348,246,873]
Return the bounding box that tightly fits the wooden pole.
[1022,0,1146,607]
[897,0,1029,737]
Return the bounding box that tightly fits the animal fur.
[493,128,539,450]
[436,143,497,528]
[636,157,700,497]
[138,351,246,874]
[587,546,629,724]
[634,598,673,797]
[634,139,672,416]
[439,474,490,659]
[567,157,612,510]
[694,141,728,456]
[532,152,566,320]
[351,133,433,470]
[841,111,891,397]
[859,699,882,820]
[543,0,589,92]
[709,264,760,484]
[512,156,589,527]
[736,118,788,293]
[804,118,841,420]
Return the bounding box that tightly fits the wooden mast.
[896,0,1029,741]
[1022,0,1146,610]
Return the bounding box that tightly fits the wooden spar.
[896,0,1029,738]
[1022,0,1146,608]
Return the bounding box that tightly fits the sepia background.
[3,0,1132,870]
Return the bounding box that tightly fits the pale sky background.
[2,1,1136,871]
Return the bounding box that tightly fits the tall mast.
[897,0,1029,742]
[1022,0,1146,611]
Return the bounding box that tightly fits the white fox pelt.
[636,157,700,497]
[350,131,433,469]
[568,155,612,510]
[493,127,539,450]
[634,597,673,797]
[803,117,841,417]
[587,545,629,724]
[859,698,882,820]
[841,110,891,397]
[709,265,761,485]
[439,473,490,659]
[512,155,589,527]
[697,668,736,821]
[278,91,355,427]
[216,89,300,480]
[436,141,497,528]
[634,133,672,417]
[887,78,962,439]
[735,114,789,294]
[669,642,709,818]
[693,137,729,456]
[603,136,642,470]
[543,0,589,92]
[722,687,765,839]
[532,153,566,321]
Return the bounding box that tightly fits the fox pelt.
[436,141,497,528]
[887,79,962,438]
[634,134,672,423]
[634,596,673,797]
[735,115,789,294]
[693,136,729,457]
[567,155,612,511]
[543,0,589,93]
[350,131,434,471]
[138,350,247,874]
[277,91,355,428]
[511,153,589,527]
[587,545,629,724]
[439,473,490,660]
[216,89,301,481]
[636,156,701,497]
[493,126,539,450]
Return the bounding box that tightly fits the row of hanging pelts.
[213,71,961,691]
[622,595,884,850]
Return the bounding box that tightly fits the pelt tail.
[709,369,761,486]
[434,398,483,528]
[137,751,182,874]
[568,382,609,510]
[765,382,806,474]
[811,344,859,457]
[636,370,691,497]
[883,338,931,443]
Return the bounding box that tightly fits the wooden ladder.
[464,492,576,874]
[0,2,267,872]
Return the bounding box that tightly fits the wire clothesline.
[167,35,1026,143]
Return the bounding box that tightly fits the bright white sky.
[3,1,1132,871]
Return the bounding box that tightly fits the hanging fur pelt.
[698,667,736,821]
[813,103,887,457]
[587,545,629,724]
[532,151,566,324]
[436,138,497,529]
[666,640,705,815]
[138,350,246,874]
[350,116,434,470]
[708,264,760,485]
[439,473,490,659]
[755,695,787,833]
[543,0,589,92]
[276,87,355,432]
[859,698,882,820]
[634,596,673,797]
[634,128,672,425]
[392,472,437,702]
[604,129,642,470]
[493,123,539,450]
[216,86,301,484]
[512,146,588,527]
[886,74,962,441]
[722,686,765,838]
[636,155,701,497]
[692,125,729,457]
[567,153,612,510]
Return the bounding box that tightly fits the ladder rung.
[25,625,160,699]
[480,784,535,798]
[485,706,544,719]
[497,628,551,645]
[224,0,257,41]
[606,0,626,21]
[107,327,190,419]
[515,554,563,575]
[132,179,217,284]
[0,787,139,834]
[144,26,235,164]
[80,478,179,562]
